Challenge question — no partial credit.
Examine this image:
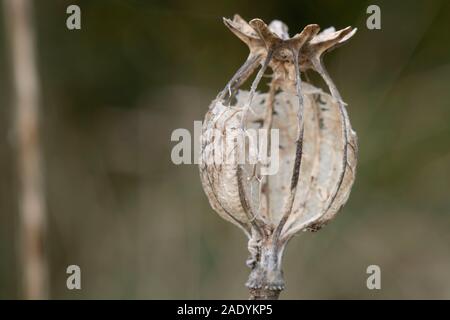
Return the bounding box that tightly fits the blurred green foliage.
[1,0,450,299]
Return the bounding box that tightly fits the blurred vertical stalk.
[3,0,48,299]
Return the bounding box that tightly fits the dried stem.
[240,49,274,129]
[249,288,281,300]
[3,0,48,299]
[273,47,304,242]
[217,53,262,104]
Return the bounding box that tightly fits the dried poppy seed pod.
[199,15,358,300]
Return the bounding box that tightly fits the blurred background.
[1,0,450,299]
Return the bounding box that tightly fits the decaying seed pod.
[199,15,358,300]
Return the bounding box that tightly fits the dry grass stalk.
[3,0,48,299]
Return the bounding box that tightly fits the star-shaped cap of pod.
[223,14,264,53]
[248,18,319,53]
[223,16,320,125]
[220,15,319,107]
[223,15,320,57]
[222,15,357,104]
